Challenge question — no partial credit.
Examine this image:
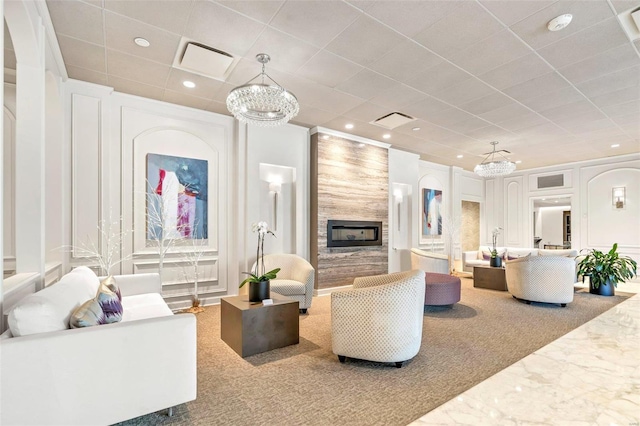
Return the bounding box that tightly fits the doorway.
[532,196,572,249]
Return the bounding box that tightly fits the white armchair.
[331,270,425,368]
[505,256,577,307]
[257,254,315,313]
[410,248,449,274]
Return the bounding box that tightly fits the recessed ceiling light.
[611,144,620,148]
[383,134,391,139]
[554,200,559,203]
[412,127,420,131]
[134,37,150,47]
[542,198,546,201]
[547,14,572,31]
[183,80,196,88]
[515,160,522,164]
[456,155,463,158]
[322,135,330,140]
[358,143,365,148]
[345,123,354,129]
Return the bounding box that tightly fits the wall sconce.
[613,187,625,209]
[394,191,404,231]
[269,181,282,231]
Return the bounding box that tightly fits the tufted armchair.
[410,248,449,274]
[505,255,577,307]
[331,270,426,368]
[255,254,315,313]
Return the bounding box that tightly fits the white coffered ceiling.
[6,0,640,171]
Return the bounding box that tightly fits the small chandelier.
[226,53,299,127]
[474,141,516,177]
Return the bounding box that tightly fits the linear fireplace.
[327,220,383,247]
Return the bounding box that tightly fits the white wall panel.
[586,168,640,249]
[460,174,484,201]
[70,93,101,258]
[389,148,419,272]
[245,124,309,274]
[505,177,523,247]
[3,103,16,262]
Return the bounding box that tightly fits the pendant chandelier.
[474,141,516,177]
[226,53,299,127]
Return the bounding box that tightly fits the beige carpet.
[117,278,630,426]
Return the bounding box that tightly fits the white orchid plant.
[491,227,502,258]
[240,221,280,288]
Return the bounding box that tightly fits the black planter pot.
[490,256,502,268]
[249,280,270,302]
[589,279,615,296]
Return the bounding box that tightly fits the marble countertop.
[410,293,640,425]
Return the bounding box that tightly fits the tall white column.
[1,0,6,322]
[14,26,46,285]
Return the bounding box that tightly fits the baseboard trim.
[314,285,353,297]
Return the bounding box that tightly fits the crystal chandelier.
[474,141,516,177]
[226,53,299,127]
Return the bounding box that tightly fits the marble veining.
[311,133,389,289]
[410,294,640,425]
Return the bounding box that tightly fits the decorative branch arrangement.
[145,178,188,280]
[441,209,461,275]
[66,214,132,276]
[180,229,208,313]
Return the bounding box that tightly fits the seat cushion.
[121,293,173,322]
[270,279,305,297]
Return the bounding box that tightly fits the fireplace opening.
[327,220,382,247]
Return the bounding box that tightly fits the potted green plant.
[240,221,280,302]
[577,243,637,296]
[490,227,502,267]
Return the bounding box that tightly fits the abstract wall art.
[422,188,442,236]
[146,153,208,240]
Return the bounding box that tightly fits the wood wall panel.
[311,133,388,289]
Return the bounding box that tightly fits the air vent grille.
[538,174,564,188]
[371,112,416,129]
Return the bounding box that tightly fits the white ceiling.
[6,0,640,171]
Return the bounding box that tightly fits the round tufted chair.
[331,270,426,368]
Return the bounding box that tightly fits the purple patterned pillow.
[482,251,492,260]
[101,276,122,301]
[70,298,105,328]
[96,281,123,324]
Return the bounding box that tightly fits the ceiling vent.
[537,174,564,189]
[618,7,640,41]
[370,112,416,129]
[172,38,240,81]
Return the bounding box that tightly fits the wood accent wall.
[311,133,388,289]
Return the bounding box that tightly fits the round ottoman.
[424,272,461,306]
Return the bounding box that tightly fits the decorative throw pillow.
[70,298,105,328]
[507,252,531,261]
[96,281,123,324]
[101,276,122,301]
[483,250,506,260]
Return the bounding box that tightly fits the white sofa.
[462,246,578,273]
[410,248,449,274]
[0,267,197,426]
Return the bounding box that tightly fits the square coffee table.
[473,266,508,291]
[220,295,299,357]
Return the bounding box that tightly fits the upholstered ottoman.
[424,272,461,306]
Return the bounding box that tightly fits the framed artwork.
[422,188,442,236]
[146,153,208,240]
